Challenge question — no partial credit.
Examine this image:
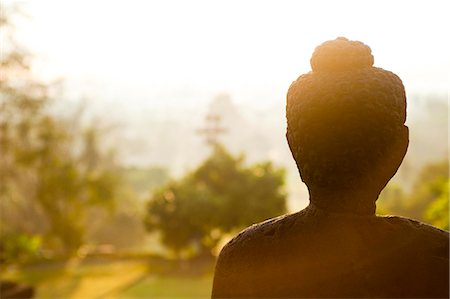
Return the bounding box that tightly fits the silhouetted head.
[286,37,408,214]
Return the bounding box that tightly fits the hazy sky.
[4,0,448,211]
[9,0,450,108]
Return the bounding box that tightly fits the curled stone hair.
[287,37,406,196]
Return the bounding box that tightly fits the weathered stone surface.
[212,204,449,298]
[211,37,449,298]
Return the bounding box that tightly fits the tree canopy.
[0,9,120,260]
[144,145,287,257]
[378,160,449,230]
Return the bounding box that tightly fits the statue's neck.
[309,190,377,216]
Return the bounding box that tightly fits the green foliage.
[378,160,449,230]
[144,145,287,257]
[0,234,42,264]
[0,9,120,260]
[407,161,449,222]
[423,186,449,230]
[419,162,449,230]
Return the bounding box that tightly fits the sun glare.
[12,0,450,98]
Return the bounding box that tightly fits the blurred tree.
[0,6,119,259]
[144,144,287,258]
[412,161,449,230]
[378,160,449,230]
[423,185,449,230]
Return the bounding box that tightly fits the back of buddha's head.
[286,37,407,202]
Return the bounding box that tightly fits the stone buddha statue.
[211,37,449,298]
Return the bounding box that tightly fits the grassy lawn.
[1,258,213,299]
[118,276,212,299]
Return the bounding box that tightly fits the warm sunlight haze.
[1,1,448,298]
[13,0,450,98]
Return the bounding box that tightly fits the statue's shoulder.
[377,214,449,236]
[227,214,288,246]
[217,209,309,262]
[376,214,449,253]
[212,211,304,297]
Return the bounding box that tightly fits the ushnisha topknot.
[286,37,407,213]
[310,37,374,72]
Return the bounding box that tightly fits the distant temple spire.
[197,113,227,146]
